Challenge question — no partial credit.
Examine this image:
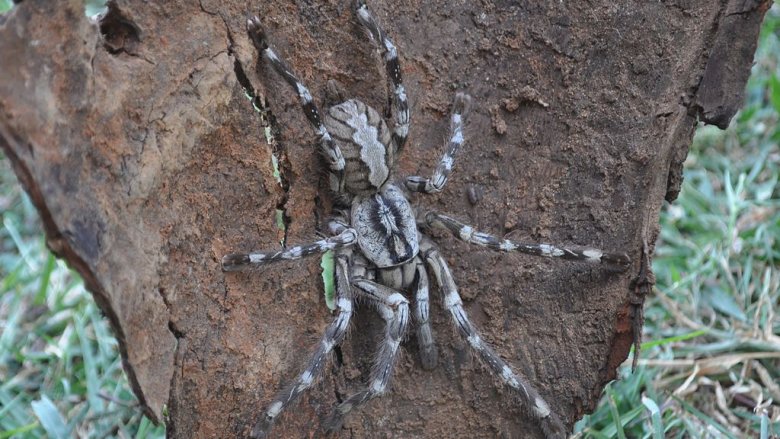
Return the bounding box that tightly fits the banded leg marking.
[412,259,438,369]
[420,237,566,439]
[406,93,472,194]
[222,228,357,271]
[424,211,631,270]
[246,16,346,184]
[251,251,354,439]
[354,1,410,149]
[325,278,410,432]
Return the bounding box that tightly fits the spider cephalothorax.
[224,2,631,438]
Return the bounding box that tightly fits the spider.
[224,2,631,438]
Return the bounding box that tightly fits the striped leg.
[413,257,438,369]
[251,250,354,439]
[419,237,566,439]
[222,227,357,271]
[246,16,346,183]
[405,93,471,194]
[423,211,632,270]
[324,278,410,432]
[354,1,410,149]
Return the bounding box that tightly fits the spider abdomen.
[351,184,419,268]
[324,99,395,195]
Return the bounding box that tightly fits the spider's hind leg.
[412,257,438,369]
[420,236,567,439]
[250,249,355,438]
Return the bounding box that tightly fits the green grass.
[0,163,165,437]
[575,5,780,438]
[2,2,779,438]
[0,3,161,439]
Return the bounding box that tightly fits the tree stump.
[0,0,769,437]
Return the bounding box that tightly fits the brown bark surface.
[0,0,769,437]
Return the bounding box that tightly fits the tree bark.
[0,0,769,437]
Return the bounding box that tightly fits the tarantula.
[223,2,631,438]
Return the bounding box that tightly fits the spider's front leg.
[405,92,472,194]
[419,237,567,439]
[249,248,355,439]
[324,276,410,432]
[246,16,346,189]
[354,0,410,149]
[422,210,632,270]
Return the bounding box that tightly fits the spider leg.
[251,249,354,439]
[222,226,357,271]
[419,237,567,439]
[412,256,438,369]
[405,93,472,194]
[246,16,346,187]
[354,1,410,150]
[422,210,632,270]
[325,277,410,432]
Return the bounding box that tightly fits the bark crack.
[231,49,292,246]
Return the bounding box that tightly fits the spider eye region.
[352,184,419,268]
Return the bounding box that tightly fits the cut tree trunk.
[0,0,769,437]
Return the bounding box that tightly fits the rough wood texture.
[0,0,768,437]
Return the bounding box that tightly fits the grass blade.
[0,422,38,439]
[641,395,664,439]
[640,329,707,350]
[606,386,627,439]
[33,253,56,305]
[31,396,69,438]
[74,314,103,413]
[320,250,335,310]
[760,411,768,439]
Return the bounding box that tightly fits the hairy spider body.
[325,99,394,195]
[352,184,418,267]
[225,2,631,438]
